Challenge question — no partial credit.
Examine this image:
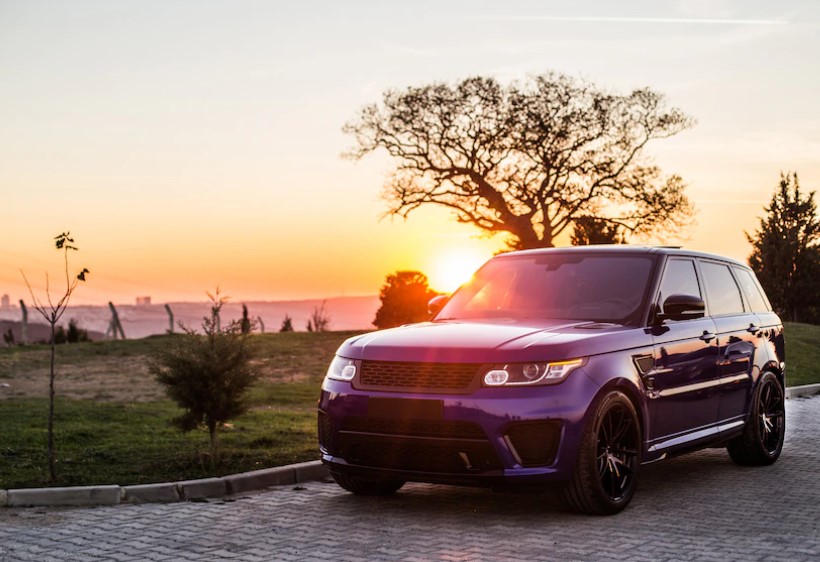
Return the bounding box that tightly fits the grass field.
[784,322,820,387]
[0,323,817,489]
[0,331,362,489]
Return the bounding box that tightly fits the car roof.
[499,245,750,269]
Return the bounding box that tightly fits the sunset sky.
[1,0,818,306]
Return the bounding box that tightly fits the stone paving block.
[123,482,180,503]
[176,477,226,501]
[7,485,121,507]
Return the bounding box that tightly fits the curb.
[2,460,329,508]
[785,383,820,400]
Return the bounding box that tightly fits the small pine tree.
[280,314,294,332]
[150,291,260,463]
[53,325,67,344]
[66,318,89,343]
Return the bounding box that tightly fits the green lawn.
[783,322,820,387]
[0,331,363,489]
[0,324,817,489]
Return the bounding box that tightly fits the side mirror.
[428,295,449,317]
[660,294,705,322]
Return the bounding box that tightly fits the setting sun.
[426,247,491,294]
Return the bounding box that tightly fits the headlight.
[482,358,585,387]
[326,355,357,382]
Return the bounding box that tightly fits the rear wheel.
[727,372,785,466]
[331,472,405,496]
[560,391,641,515]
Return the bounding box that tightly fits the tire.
[560,390,641,515]
[727,372,785,466]
[331,472,405,496]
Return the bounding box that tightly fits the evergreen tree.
[747,173,820,323]
[374,271,439,329]
[150,292,260,462]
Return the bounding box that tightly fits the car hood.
[337,319,648,363]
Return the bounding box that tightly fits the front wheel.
[560,390,641,515]
[727,372,785,466]
[331,472,405,496]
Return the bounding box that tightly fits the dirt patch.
[0,355,165,402]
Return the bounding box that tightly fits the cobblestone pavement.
[1,397,818,562]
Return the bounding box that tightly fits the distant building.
[136,296,152,306]
[0,294,10,309]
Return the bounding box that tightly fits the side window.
[658,258,702,305]
[700,261,745,316]
[733,267,770,312]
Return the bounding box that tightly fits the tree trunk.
[48,318,56,483]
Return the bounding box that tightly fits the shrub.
[149,293,260,462]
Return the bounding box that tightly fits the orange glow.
[426,247,492,294]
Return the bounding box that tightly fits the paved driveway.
[1,396,818,562]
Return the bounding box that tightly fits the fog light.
[484,369,509,386]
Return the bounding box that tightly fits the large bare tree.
[344,73,695,249]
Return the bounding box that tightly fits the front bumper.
[318,369,601,487]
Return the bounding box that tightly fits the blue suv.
[318,247,786,514]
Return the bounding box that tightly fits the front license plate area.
[367,398,443,420]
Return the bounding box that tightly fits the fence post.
[164,304,174,334]
[19,299,28,345]
[107,302,126,339]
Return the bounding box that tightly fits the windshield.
[436,253,656,325]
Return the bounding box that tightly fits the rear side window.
[658,258,702,304]
[700,261,745,316]
[733,267,770,312]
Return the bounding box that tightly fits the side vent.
[632,354,655,375]
[632,353,656,392]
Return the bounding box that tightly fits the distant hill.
[0,296,379,340]
[0,320,106,344]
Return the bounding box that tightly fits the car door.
[699,260,757,427]
[648,257,720,448]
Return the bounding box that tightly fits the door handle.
[747,324,759,334]
[699,331,716,342]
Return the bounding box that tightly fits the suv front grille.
[357,361,479,392]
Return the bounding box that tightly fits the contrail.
[470,16,788,26]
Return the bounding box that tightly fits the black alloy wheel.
[727,372,785,466]
[596,401,640,502]
[757,377,786,455]
[561,391,641,515]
